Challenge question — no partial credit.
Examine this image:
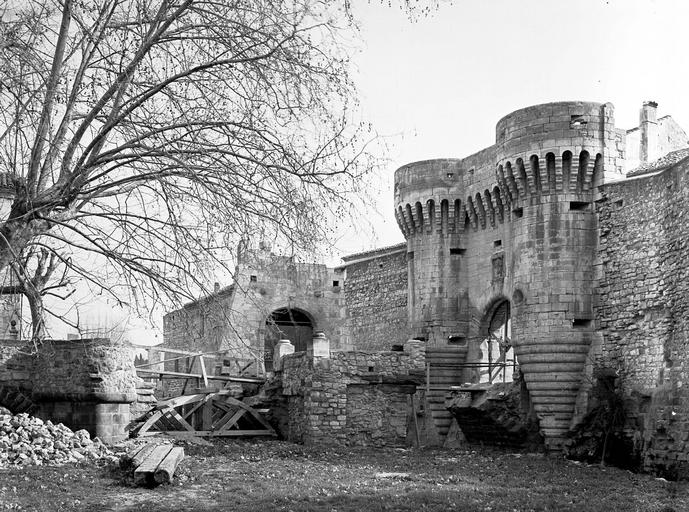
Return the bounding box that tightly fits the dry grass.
[0,439,686,511]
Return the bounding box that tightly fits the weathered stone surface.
[595,158,689,478]
[273,347,425,447]
[446,381,543,450]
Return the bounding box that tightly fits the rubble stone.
[0,412,116,467]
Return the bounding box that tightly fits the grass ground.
[0,439,686,512]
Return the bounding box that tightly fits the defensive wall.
[391,99,689,468]
[164,243,349,374]
[159,100,689,475]
[595,157,689,476]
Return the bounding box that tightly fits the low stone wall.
[0,338,136,444]
[279,342,424,446]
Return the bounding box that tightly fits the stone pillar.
[31,338,137,444]
[307,331,330,359]
[403,339,425,365]
[272,339,295,371]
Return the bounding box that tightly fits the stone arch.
[529,154,542,193]
[562,150,573,192]
[492,186,504,222]
[515,158,528,198]
[414,202,424,231]
[545,152,557,192]
[577,150,590,193]
[264,307,315,369]
[440,199,449,233]
[474,192,486,229]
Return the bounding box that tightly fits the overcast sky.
[335,0,689,256]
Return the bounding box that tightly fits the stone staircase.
[424,346,468,443]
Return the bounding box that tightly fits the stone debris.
[0,412,117,466]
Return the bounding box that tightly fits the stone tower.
[395,101,624,450]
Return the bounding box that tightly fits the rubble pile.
[0,412,117,466]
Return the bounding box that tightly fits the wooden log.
[134,444,173,485]
[119,444,147,470]
[153,447,185,484]
[130,443,158,469]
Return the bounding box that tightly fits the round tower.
[394,159,466,345]
[495,101,617,450]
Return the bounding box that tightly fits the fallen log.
[153,447,185,484]
[120,443,162,471]
[134,445,174,486]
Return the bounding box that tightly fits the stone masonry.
[278,342,424,446]
[0,338,137,443]
[595,156,689,476]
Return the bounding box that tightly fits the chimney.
[639,101,659,163]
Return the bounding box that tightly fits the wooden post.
[199,355,209,387]
[425,362,430,394]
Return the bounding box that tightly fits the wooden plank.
[136,411,164,436]
[136,369,265,384]
[199,355,209,387]
[143,347,229,357]
[134,445,173,485]
[131,443,163,470]
[155,394,206,410]
[120,444,149,470]
[163,406,195,432]
[154,447,185,485]
[202,396,213,431]
[162,430,276,437]
[215,409,245,432]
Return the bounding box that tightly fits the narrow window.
[569,201,590,211]
[570,115,587,128]
[493,240,502,248]
[332,280,339,287]
[447,335,467,345]
[449,248,466,255]
[250,275,257,282]
[512,207,524,218]
[572,319,592,328]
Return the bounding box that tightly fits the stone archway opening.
[264,308,314,369]
[479,300,516,384]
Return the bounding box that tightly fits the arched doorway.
[478,300,515,383]
[264,308,314,370]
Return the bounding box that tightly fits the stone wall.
[341,244,410,351]
[0,338,137,443]
[163,244,349,370]
[596,157,689,476]
[279,344,424,446]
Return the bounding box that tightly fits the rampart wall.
[596,158,689,476]
[341,244,409,351]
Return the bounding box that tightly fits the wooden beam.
[135,369,265,384]
[154,447,185,485]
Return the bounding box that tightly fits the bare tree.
[0,0,389,334]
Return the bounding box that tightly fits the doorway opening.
[264,308,314,370]
[479,300,516,383]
